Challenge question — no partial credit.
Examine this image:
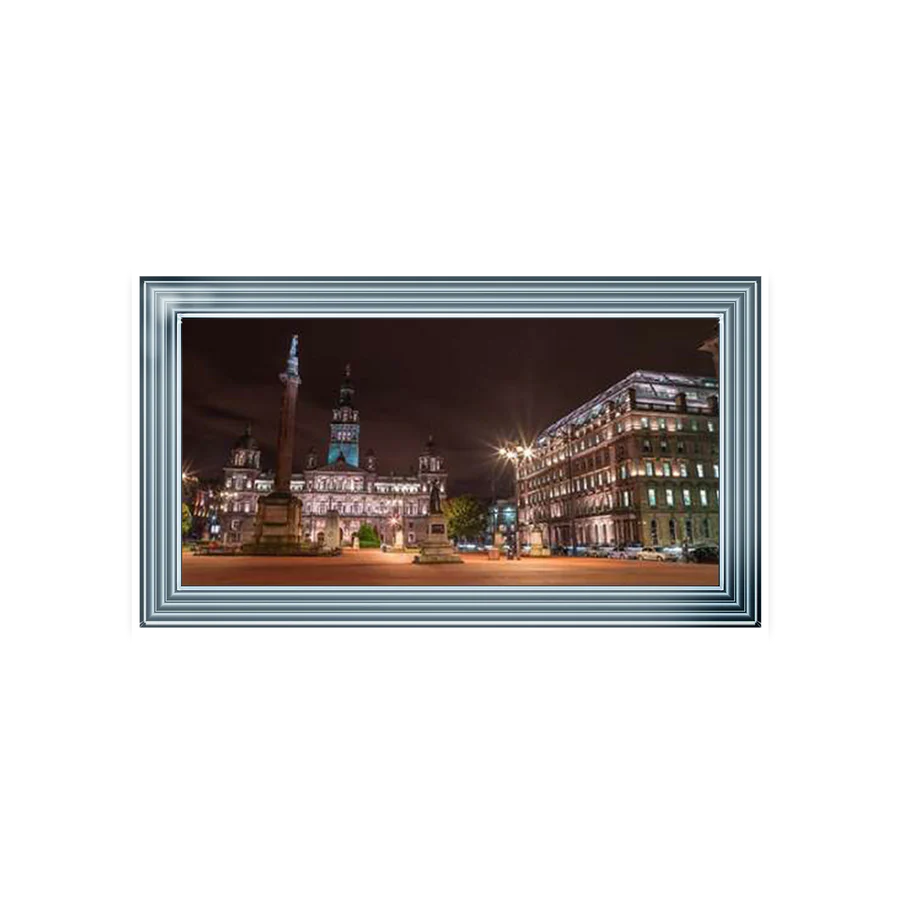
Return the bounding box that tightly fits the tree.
[357,523,380,548]
[443,494,487,542]
[181,502,193,539]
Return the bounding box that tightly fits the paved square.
[182,549,719,587]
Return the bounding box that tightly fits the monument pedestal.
[417,513,463,564]
[529,527,550,557]
[323,510,341,551]
[244,491,304,553]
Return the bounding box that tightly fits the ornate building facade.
[518,371,719,550]
[217,367,447,547]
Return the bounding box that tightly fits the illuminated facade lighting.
[516,370,720,549]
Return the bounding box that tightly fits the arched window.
[650,520,659,544]
[669,519,677,543]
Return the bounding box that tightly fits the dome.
[232,424,259,451]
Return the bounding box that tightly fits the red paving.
[181,548,719,587]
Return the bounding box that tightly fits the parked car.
[586,544,613,558]
[661,545,684,561]
[637,546,668,561]
[688,544,719,564]
[456,542,483,553]
[609,544,641,559]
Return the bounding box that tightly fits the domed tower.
[364,448,377,473]
[418,435,447,495]
[222,424,262,544]
[228,424,261,471]
[327,363,360,467]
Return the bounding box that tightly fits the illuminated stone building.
[218,367,447,547]
[518,371,719,550]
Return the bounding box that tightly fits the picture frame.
[140,277,760,626]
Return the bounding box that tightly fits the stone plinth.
[529,527,550,557]
[243,491,304,553]
[323,510,341,551]
[417,513,463,564]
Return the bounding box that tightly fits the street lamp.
[498,443,533,560]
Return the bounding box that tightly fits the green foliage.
[443,494,487,542]
[181,502,193,538]
[357,522,380,548]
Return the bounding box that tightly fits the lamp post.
[499,443,533,560]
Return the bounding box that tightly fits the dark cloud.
[182,317,717,497]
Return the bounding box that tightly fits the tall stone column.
[275,335,301,492]
[246,335,306,552]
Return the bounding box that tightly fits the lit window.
[641,417,649,429]
[696,463,705,478]
[708,421,715,432]
[645,461,653,476]
[713,464,719,478]
[648,488,657,507]
[658,418,667,431]
[665,489,675,507]
[623,490,630,506]
[662,462,672,477]
[691,419,699,432]
[683,488,692,507]
[679,463,688,478]
[700,489,708,506]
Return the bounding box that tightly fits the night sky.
[182,318,717,497]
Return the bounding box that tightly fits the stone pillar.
[275,375,300,492]
[323,510,340,550]
[245,335,306,553]
[530,526,550,556]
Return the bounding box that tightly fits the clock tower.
[327,364,360,467]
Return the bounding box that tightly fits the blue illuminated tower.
[327,363,360,466]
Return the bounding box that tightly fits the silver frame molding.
[140,277,760,627]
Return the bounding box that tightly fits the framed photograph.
[140,277,760,626]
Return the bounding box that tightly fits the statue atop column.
[282,334,300,383]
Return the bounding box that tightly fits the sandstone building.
[518,371,719,550]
